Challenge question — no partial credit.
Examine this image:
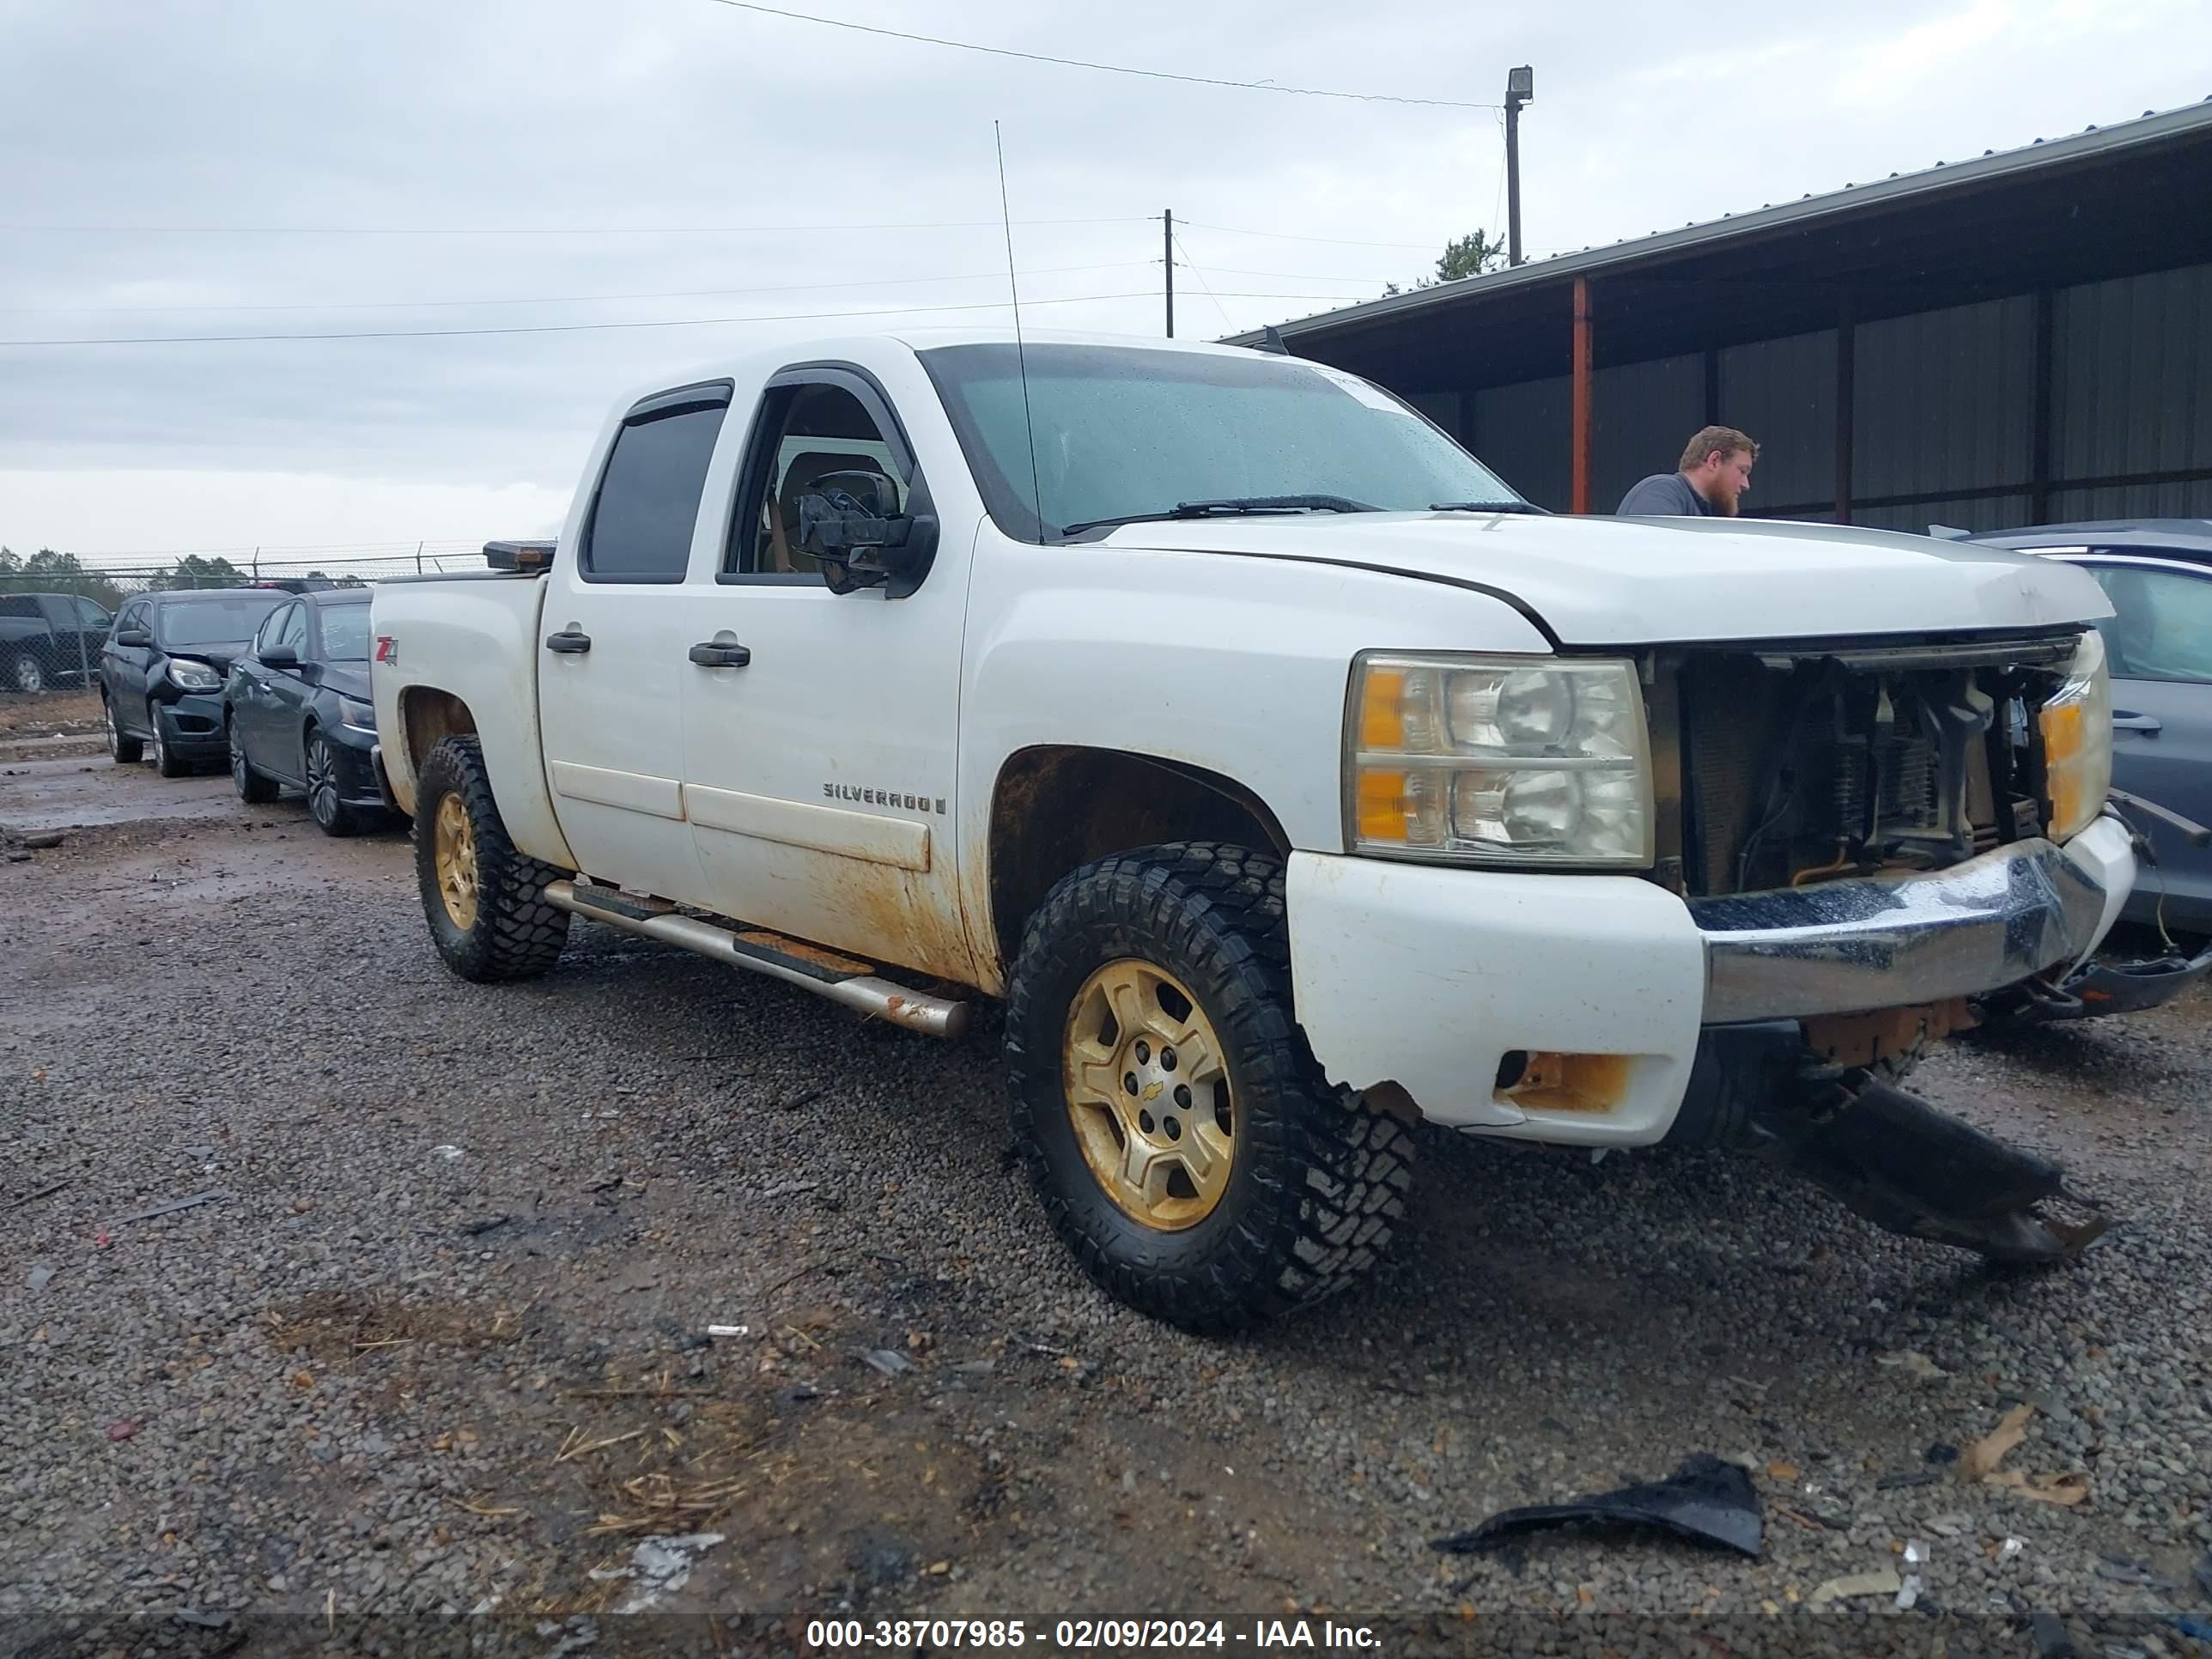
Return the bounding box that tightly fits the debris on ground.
[27,1265,55,1292]
[1956,1402,2092,1504]
[1960,1403,2035,1479]
[1897,1540,1927,1608]
[106,1419,139,1443]
[430,1145,464,1160]
[704,1324,749,1338]
[584,1531,725,1615]
[860,1348,915,1376]
[1431,1454,1762,1559]
[1875,1349,1952,1382]
[1808,1566,1903,1605]
[109,1188,235,1226]
[2029,1608,2077,1657]
[1925,1442,1959,1465]
[460,1214,510,1237]
[22,830,65,849]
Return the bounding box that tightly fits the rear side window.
[580,390,731,582]
[0,597,36,618]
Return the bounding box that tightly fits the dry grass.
[547,1371,764,1540]
[262,1290,531,1359]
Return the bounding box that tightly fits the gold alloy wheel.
[1063,958,1237,1230]
[432,792,480,933]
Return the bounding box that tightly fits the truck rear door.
[674,362,978,982]
[536,382,731,902]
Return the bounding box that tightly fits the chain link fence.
[0,544,495,698]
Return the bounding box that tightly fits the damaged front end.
[1672,1021,2111,1265]
[1646,629,2211,1263]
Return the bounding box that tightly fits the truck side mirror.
[797,472,939,599]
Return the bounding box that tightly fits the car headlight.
[1347,653,1654,866]
[166,657,221,691]
[339,696,377,731]
[2039,629,2112,842]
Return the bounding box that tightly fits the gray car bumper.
[1692,826,2126,1022]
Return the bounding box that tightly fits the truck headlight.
[2039,629,2112,842]
[1348,653,1654,866]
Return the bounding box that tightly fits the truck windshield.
[921,343,1523,542]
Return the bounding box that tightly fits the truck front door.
[536,382,730,902]
[676,365,978,982]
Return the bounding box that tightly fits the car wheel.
[8,653,45,694]
[228,716,278,804]
[1005,842,1414,1334]
[149,703,191,778]
[413,734,570,981]
[105,695,143,764]
[303,729,365,836]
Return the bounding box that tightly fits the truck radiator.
[1674,636,2069,898]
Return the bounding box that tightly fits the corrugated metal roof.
[1223,96,2212,348]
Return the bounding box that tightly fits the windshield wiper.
[1429,500,1550,515]
[1062,494,1376,537]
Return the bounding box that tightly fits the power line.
[1172,262,1391,284]
[0,215,1154,236]
[0,289,1364,347]
[1170,236,1237,333]
[695,0,1499,109]
[1174,218,1442,250]
[0,261,1157,316]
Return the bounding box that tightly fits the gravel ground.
[3,763,2209,1658]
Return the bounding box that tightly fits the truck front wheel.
[413,735,570,982]
[1006,842,1413,1333]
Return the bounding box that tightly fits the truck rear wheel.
[1006,842,1413,1333]
[413,735,570,982]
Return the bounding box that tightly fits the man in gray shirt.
[1617,426,1759,516]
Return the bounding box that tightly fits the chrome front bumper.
[1692,828,2124,1022]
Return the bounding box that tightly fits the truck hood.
[1104,512,2112,646]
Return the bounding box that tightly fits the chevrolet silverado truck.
[371,329,2179,1332]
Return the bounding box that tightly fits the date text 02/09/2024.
[802,1619,1382,1650]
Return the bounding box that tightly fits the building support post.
[1571,278,1595,514]
[1833,297,1856,525]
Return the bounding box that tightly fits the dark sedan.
[222,589,392,836]
[101,588,288,777]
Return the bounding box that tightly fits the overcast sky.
[2,0,2205,567]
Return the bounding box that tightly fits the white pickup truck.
[372,327,2172,1331]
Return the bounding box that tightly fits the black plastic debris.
[1431,1454,1761,1559]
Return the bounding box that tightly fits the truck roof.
[613,328,1274,410]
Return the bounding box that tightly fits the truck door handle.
[544,629,592,654]
[688,641,752,669]
[2113,712,2163,735]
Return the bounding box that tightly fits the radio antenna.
[994,120,1046,545]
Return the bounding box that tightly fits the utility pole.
[1504,66,1534,267]
[1164,208,1175,338]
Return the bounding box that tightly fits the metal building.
[1226,99,2212,533]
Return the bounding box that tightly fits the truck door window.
[726,380,909,581]
[580,390,731,583]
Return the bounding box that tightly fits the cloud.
[3,0,2209,555]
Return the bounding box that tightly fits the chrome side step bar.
[543,880,969,1038]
